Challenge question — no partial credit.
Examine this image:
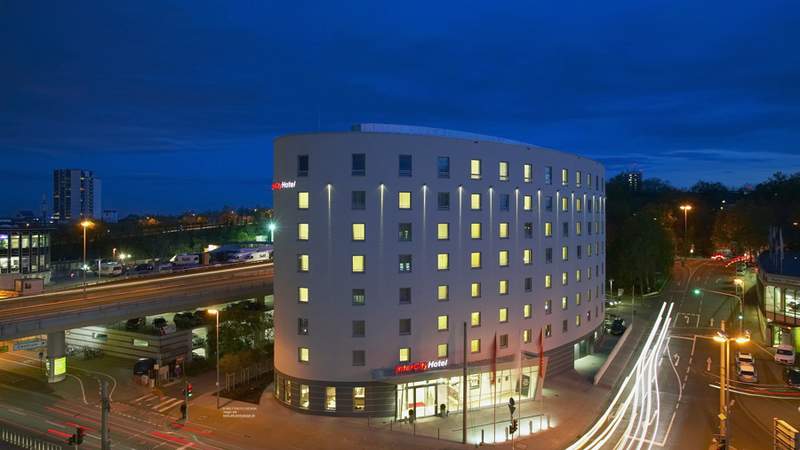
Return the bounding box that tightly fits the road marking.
[707,383,800,400]
[155,398,184,413]
[134,393,157,403]
[66,374,89,405]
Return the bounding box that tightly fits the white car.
[736,351,754,365]
[775,344,796,365]
[736,362,758,383]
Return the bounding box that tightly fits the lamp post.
[80,220,94,295]
[713,326,750,449]
[268,222,276,243]
[701,287,745,334]
[679,205,692,257]
[208,309,220,409]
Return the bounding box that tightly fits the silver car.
[737,362,758,383]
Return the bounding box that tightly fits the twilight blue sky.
[2,1,799,216]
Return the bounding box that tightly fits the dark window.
[524,277,532,292]
[352,320,365,337]
[352,153,366,176]
[437,156,450,178]
[562,222,569,237]
[351,191,366,210]
[562,320,568,333]
[399,287,412,304]
[588,221,593,235]
[545,324,552,337]
[523,222,533,239]
[352,288,365,305]
[500,194,510,211]
[399,255,412,273]
[499,334,508,348]
[297,155,309,177]
[352,350,365,366]
[577,246,582,259]
[398,223,412,241]
[545,196,553,212]
[545,166,553,185]
[587,199,593,212]
[399,318,412,335]
[437,192,450,211]
[399,155,412,177]
[297,318,309,335]
[545,248,553,264]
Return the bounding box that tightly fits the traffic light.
[508,397,516,416]
[693,288,701,296]
[67,435,75,445]
[509,419,518,434]
[186,383,193,398]
[76,427,85,444]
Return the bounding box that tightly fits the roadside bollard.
[481,429,485,444]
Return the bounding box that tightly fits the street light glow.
[679,204,693,211]
[208,309,219,315]
[80,220,94,228]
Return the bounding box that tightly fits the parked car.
[736,362,758,383]
[125,317,145,330]
[153,317,167,329]
[605,300,619,309]
[784,367,800,388]
[609,318,626,336]
[775,344,796,365]
[133,357,156,376]
[736,351,754,365]
[133,263,154,273]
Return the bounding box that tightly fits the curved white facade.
[273,125,606,415]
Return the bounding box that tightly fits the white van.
[775,344,796,365]
[170,254,200,267]
[99,262,123,277]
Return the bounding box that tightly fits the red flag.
[490,333,497,384]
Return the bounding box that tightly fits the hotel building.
[273,124,606,418]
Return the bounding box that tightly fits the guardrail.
[0,420,65,450]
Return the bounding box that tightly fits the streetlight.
[679,205,692,257]
[734,278,744,331]
[267,222,277,243]
[80,220,94,295]
[208,309,220,409]
[712,327,750,449]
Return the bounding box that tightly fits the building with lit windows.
[272,124,606,418]
[758,251,800,348]
[0,222,53,284]
[52,169,102,223]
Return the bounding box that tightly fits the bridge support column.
[46,331,67,383]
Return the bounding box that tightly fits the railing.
[223,361,273,393]
[0,420,65,450]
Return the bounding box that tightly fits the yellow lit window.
[576,292,582,305]
[297,191,309,209]
[470,311,481,327]
[398,192,411,209]
[523,248,532,265]
[561,296,568,310]
[470,252,481,269]
[470,339,481,353]
[298,254,309,272]
[499,222,509,239]
[352,255,365,273]
[561,168,568,186]
[498,250,509,267]
[523,329,532,343]
[588,244,593,256]
[298,223,309,241]
[562,272,568,285]
[437,223,449,240]
[576,221,582,235]
[576,198,583,212]
[523,195,532,211]
[523,163,533,183]
[470,159,481,180]
[437,343,448,358]
[470,193,481,210]
[471,282,481,298]
[437,315,448,331]
[298,347,309,362]
[561,246,568,261]
[576,170,582,187]
[352,223,365,241]
[499,279,508,295]
[576,270,582,282]
[523,304,532,318]
[298,287,309,303]
[561,196,568,212]
[576,315,581,327]
[470,223,482,239]
[545,274,552,288]
[437,253,449,271]
[544,222,552,237]
[437,285,449,301]
[499,161,509,181]
[499,308,508,323]
[399,348,410,362]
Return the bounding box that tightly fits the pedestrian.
[706,356,712,372]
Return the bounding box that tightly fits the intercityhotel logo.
[271,180,296,191]
[394,359,449,375]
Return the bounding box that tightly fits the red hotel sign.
[271,180,297,191]
[394,359,448,375]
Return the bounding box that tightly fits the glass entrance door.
[413,385,437,417]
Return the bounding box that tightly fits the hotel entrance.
[396,378,462,420]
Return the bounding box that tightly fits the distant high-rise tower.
[624,170,642,192]
[52,169,102,223]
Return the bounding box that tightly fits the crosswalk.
[131,393,184,413]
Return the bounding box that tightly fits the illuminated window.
[298,347,309,363]
[545,274,552,288]
[523,163,533,183]
[562,271,569,285]
[398,223,412,241]
[523,248,532,265]
[561,296,568,310]
[298,254,309,272]
[437,343,448,358]
[576,270,582,282]
[325,387,336,411]
[297,191,309,209]
[399,348,410,362]
[470,159,482,180]
[470,193,481,210]
[523,329,532,343]
[437,315,449,331]
[471,311,481,327]
[576,170,582,187]
[576,315,581,327]
[561,168,568,186]
[499,308,508,323]
[470,339,481,353]
[437,285,449,301]
[352,255,365,273]
[499,222,509,239]
[562,246,568,261]
[523,304,532,318]
[576,221,582,236]
[352,223,365,241]
[298,223,309,241]
[499,161,509,181]
[576,198,583,212]
[298,287,309,303]
[353,387,365,411]
[576,292,582,305]
[470,252,481,269]
[498,250,509,267]
[545,324,552,337]
[437,223,449,240]
[437,253,450,271]
[470,223,482,239]
[523,195,532,211]
[471,282,481,298]
[399,254,412,272]
[545,299,552,314]
[352,288,365,305]
[300,384,309,408]
[544,222,552,237]
[398,192,412,209]
[561,196,568,212]
[499,279,509,295]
